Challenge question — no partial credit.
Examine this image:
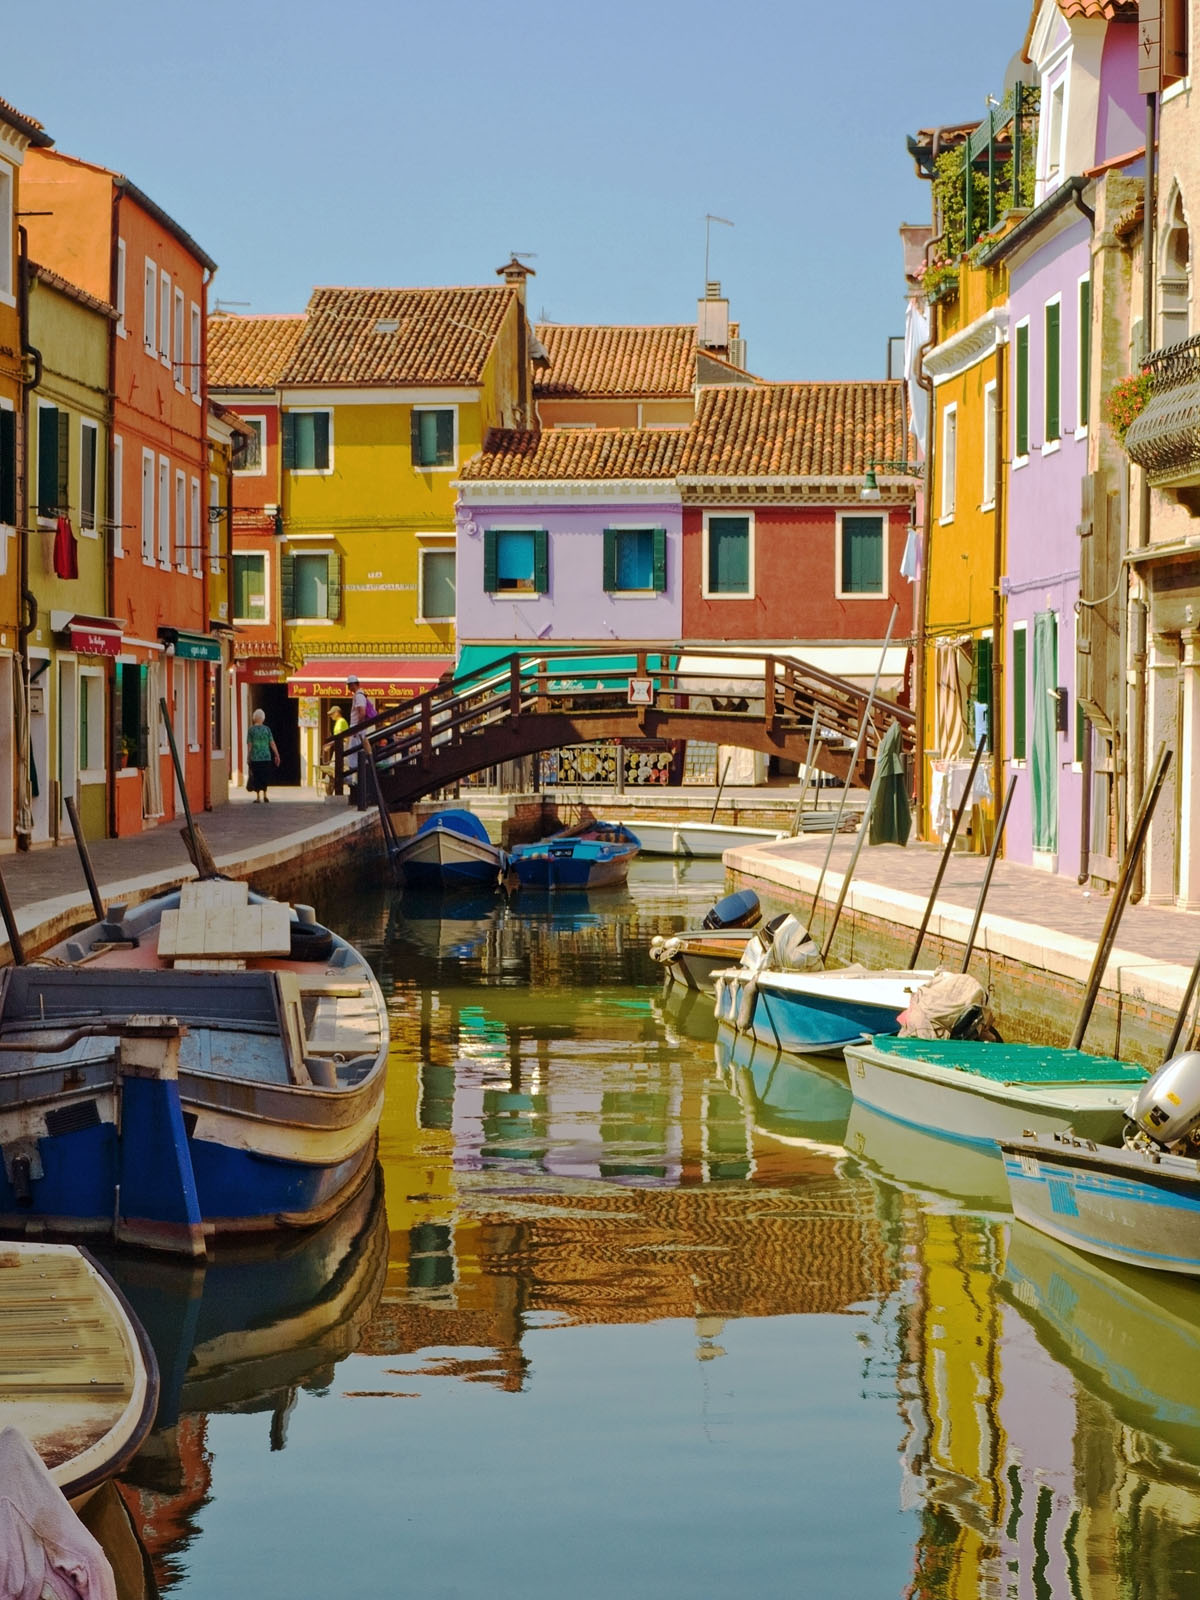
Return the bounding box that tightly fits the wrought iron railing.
[1123,333,1200,484]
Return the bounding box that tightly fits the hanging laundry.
[52,517,78,581]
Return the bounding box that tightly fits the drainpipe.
[201,265,214,816]
[991,336,1006,841]
[912,229,943,835]
[1130,91,1157,899]
[15,225,41,852]
[106,187,120,841]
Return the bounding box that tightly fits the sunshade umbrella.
[868,719,911,847]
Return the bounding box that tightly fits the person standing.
[246,708,280,802]
[345,674,375,794]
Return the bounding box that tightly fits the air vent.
[45,1100,101,1137]
[374,318,400,335]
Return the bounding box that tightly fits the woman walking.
[246,708,280,802]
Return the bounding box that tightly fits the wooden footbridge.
[329,648,915,811]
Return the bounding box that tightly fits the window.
[703,514,752,597]
[117,661,149,769]
[282,410,331,472]
[411,408,455,468]
[159,272,171,365]
[173,288,185,386]
[1045,79,1065,184]
[1014,321,1030,458]
[940,405,957,521]
[1160,190,1191,347]
[232,553,267,622]
[158,457,170,565]
[0,161,12,302]
[838,514,885,596]
[143,259,156,352]
[483,528,548,594]
[79,672,105,773]
[1011,622,1027,761]
[972,634,993,752]
[0,403,15,527]
[211,662,224,754]
[141,449,155,563]
[186,660,200,750]
[112,434,124,557]
[190,302,201,399]
[982,381,997,509]
[1044,298,1061,446]
[1077,277,1092,434]
[603,527,666,593]
[233,416,266,475]
[175,470,187,569]
[115,240,126,337]
[80,420,98,533]
[209,474,221,572]
[419,547,456,619]
[190,477,201,575]
[281,550,341,619]
[37,403,68,520]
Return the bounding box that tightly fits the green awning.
[160,628,222,663]
[456,645,675,692]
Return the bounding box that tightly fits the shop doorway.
[251,684,302,785]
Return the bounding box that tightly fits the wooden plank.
[173,958,247,971]
[180,879,248,913]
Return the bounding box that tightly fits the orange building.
[22,147,218,835]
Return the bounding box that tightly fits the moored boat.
[0,877,389,1256]
[391,808,507,890]
[509,818,640,891]
[624,818,787,857]
[715,965,929,1056]
[650,888,765,992]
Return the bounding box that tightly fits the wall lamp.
[860,459,925,503]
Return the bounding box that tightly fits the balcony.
[1124,335,1200,488]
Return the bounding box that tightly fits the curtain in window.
[497,532,535,586]
[294,554,328,618]
[1031,609,1058,853]
[933,638,973,759]
[708,518,749,593]
[616,530,653,590]
[423,551,456,617]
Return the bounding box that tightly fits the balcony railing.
[1124,334,1200,486]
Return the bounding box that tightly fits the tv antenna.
[214,298,251,312]
[704,214,734,285]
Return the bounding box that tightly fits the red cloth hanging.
[52,516,78,580]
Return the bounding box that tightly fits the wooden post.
[960,773,1018,973]
[764,655,776,725]
[909,735,987,966]
[509,655,521,720]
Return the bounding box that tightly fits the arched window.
[1160,188,1191,349]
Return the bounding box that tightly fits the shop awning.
[287,657,455,698]
[159,627,223,663]
[455,646,675,693]
[55,613,125,657]
[678,647,907,690]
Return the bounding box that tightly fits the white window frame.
[1042,75,1067,191]
[174,469,187,571]
[286,407,333,475]
[115,239,126,338]
[939,403,957,523]
[158,456,171,567]
[416,537,456,623]
[233,550,270,625]
[0,160,13,306]
[173,287,185,388]
[190,476,201,576]
[112,434,124,558]
[1043,292,1062,456]
[835,509,888,600]
[79,418,99,537]
[143,258,156,353]
[701,510,755,601]
[982,381,997,512]
[209,474,221,573]
[141,447,156,564]
[234,414,268,476]
[159,271,171,366]
[1076,273,1091,443]
[79,666,106,780]
[411,404,458,472]
[190,302,202,401]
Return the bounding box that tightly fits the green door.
[1031,610,1058,854]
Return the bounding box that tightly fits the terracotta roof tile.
[0,97,52,146]
[207,314,307,390]
[681,381,908,479]
[1055,0,1136,16]
[29,260,117,320]
[458,427,686,483]
[280,285,514,387]
[534,324,700,399]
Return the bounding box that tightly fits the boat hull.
[391,824,504,889]
[627,820,785,857]
[1003,1134,1200,1276]
[510,843,638,890]
[655,932,758,991]
[714,971,928,1056]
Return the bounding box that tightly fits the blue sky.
[7,0,1026,382]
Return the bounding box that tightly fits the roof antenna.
[704,214,734,287]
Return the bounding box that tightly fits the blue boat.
[0,878,388,1258]
[509,819,640,891]
[391,808,507,890]
[713,964,931,1056]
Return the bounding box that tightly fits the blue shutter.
[483,529,498,593]
[652,528,667,592]
[603,529,618,591]
[533,529,549,594]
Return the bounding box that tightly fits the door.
[1031,610,1058,859]
[58,658,78,836]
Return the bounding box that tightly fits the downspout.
[106,187,120,841]
[913,228,943,835]
[991,334,1006,838]
[200,265,214,815]
[1073,176,1096,885]
[16,225,41,851]
[1130,91,1157,898]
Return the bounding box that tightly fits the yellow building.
[205,400,253,807]
[272,263,535,782]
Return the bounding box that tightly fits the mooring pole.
[64,795,106,921]
[909,735,986,967]
[959,773,1018,973]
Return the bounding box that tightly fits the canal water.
[105,860,1200,1599]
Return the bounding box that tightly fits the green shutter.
[1075,697,1086,765]
[57,411,70,514]
[1015,324,1029,457]
[652,527,667,592]
[973,635,993,750]
[136,664,150,769]
[280,550,295,619]
[38,406,58,515]
[411,410,423,466]
[1012,626,1027,760]
[483,529,498,593]
[603,529,618,591]
[533,529,549,594]
[281,413,296,471]
[1045,301,1061,443]
[1078,278,1091,431]
[327,551,342,620]
[436,409,454,465]
[842,516,883,594]
[0,408,14,526]
[312,411,330,471]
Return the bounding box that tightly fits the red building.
[22,148,218,834]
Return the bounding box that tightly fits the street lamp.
[860,459,925,501]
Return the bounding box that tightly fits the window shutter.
[1045,302,1061,442]
[436,409,454,465]
[483,529,498,593]
[38,406,58,514]
[56,411,70,513]
[112,664,125,766]
[136,665,150,769]
[327,551,342,620]
[652,527,667,592]
[411,410,423,466]
[973,635,993,749]
[281,413,296,471]
[1012,628,1027,759]
[533,529,549,594]
[1015,324,1029,456]
[0,408,14,526]
[280,550,295,618]
[602,529,618,591]
[313,411,330,471]
[1078,279,1091,431]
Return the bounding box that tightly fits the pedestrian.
[345,675,376,794]
[329,703,349,738]
[246,708,280,802]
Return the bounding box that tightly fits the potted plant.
[118,734,136,770]
[1106,370,1153,442]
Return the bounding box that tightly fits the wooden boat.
[509,818,640,891]
[0,1241,158,1507]
[623,818,786,857]
[843,1036,1146,1148]
[650,888,765,992]
[391,808,507,890]
[714,966,931,1056]
[0,878,388,1257]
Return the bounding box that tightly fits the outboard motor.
[702,889,760,931]
[1128,1051,1200,1152]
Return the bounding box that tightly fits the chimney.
[697,281,730,350]
[495,255,535,307]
